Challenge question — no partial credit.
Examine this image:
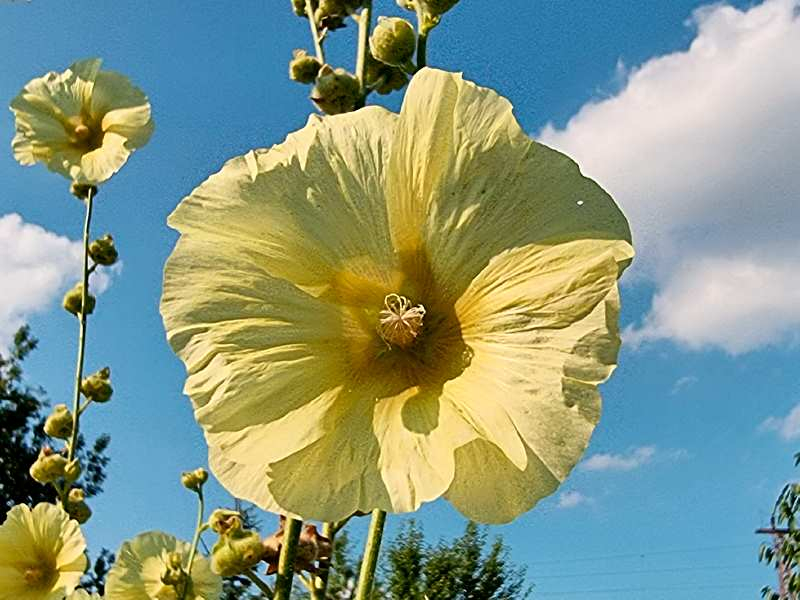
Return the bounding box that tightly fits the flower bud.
[44,404,74,439]
[70,183,98,200]
[370,17,416,67]
[88,234,118,266]
[211,529,265,576]
[314,0,359,31]
[29,447,67,484]
[209,509,243,535]
[289,50,323,84]
[365,53,409,95]
[81,367,112,403]
[62,283,95,316]
[291,0,306,17]
[65,488,92,524]
[64,459,82,483]
[181,467,209,491]
[311,65,361,115]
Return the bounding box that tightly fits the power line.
[526,542,754,565]
[532,562,754,579]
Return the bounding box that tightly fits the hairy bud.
[181,467,209,492]
[289,50,323,84]
[311,65,361,115]
[29,447,67,484]
[81,367,113,403]
[44,404,74,439]
[65,488,92,524]
[88,234,118,266]
[370,17,416,67]
[62,283,95,316]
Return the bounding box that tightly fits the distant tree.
[0,325,111,516]
[760,451,800,599]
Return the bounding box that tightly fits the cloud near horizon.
[760,403,800,441]
[540,0,800,354]
[0,213,116,347]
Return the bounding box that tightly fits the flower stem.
[310,522,336,600]
[65,187,94,485]
[184,488,205,589]
[305,1,325,63]
[415,6,429,70]
[246,569,275,598]
[355,509,386,600]
[273,517,302,600]
[355,0,373,102]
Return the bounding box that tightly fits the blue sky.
[2,1,800,598]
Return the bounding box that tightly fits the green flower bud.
[370,17,416,67]
[291,0,307,17]
[210,529,265,576]
[65,487,92,524]
[81,367,112,403]
[88,234,118,266]
[314,0,360,30]
[62,283,95,316]
[311,65,361,115]
[64,459,82,483]
[44,404,74,439]
[365,53,409,95]
[29,447,67,484]
[209,509,243,535]
[181,467,209,491]
[289,49,323,84]
[69,182,98,200]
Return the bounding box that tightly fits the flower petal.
[92,70,154,149]
[167,106,398,295]
[387,68,631,304]
[77,131,131,184]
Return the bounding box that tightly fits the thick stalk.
[245,569,275,598]
[414,5,430,70]
[355,0,373,101]
[306,1,326,62]
[274,517,302,600]
[180,489,205,600]
[66,188,94,469]
[310,522,336,600]
[355,510,386,600]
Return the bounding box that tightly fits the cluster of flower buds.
[209,510,267,577]
[62,283,95,316]
[81,367,113,403]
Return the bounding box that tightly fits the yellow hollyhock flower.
[161,68,633,524]
[0,503,87,600]
[10,58,153,185]
[105,531,221,600]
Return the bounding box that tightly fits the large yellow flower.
[0,503,87,600]
[105,531,221,600]
[161,68,633,524]
[10,58,153,185]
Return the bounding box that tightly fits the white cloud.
[539,0,800,353]
[581,446,656,472]
[760,403,800,440]
[670,375,699,395]
[557,491,591,509]
[0,213,115,346]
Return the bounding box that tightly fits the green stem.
[311,522,336,600]
[180,489,205,600]
[355,510,386,600]
[245,569,275,598]
[305,1,326,63]
[355,0,373,102]
[65,188,94,484]
[273,517,302,600]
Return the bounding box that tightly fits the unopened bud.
[44,404,74,439]
[314,0,358,31]
[370,17,416,67]
[64,459,82,482]
[70,183,98,200]
[210,529,265,576]
[181,467,208,491]
[81,367,112,403]
[311,65,361,115]
[291,0,306,17]
[29,447,67,484]
[65,488,92,524]
[366,53,409,95]
[209,509,243,535]
[289,49,323,84]
[88,234,118,266]
[62,283,95,316]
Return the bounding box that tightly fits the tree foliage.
[0,325,111,516]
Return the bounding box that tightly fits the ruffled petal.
[77,131,131,184]
[387,68,632,304]
[92,70,154,149]
[167,106,398,295]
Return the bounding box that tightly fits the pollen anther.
[377,294,426,349]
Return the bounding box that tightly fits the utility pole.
[757,527,793,599]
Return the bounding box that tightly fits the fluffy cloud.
[540,0,800,353]
[581,446,656,472]
[0,213,114,346]
[556,491,591,509]
[760,404,800,441]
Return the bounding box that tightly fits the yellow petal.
[387,68,632,304]
[92,69,154,149]
[77,131,131,184]
[167,106,399,295]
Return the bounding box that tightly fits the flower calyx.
[181,467,209,492]
[311,65,361,115]
[80,367,113,403]
[44,403,74,439]
[88,234,118,266]
[62,283,95,317]
[289,49,323,84]
[64,487,92,524]
[29,446,68,484]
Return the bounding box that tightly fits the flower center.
[65,116,101,150]
[377,294,426,349]
[23,565,53,589]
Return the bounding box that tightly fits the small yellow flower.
[10,58,153,185]
[105,531,221,600]
[161,68,633,524]
[0,503,87,600]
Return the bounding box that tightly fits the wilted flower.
[0,503,87,600]
[161,68,633,524]
[105,531,221,600]
[10,58,153,185]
